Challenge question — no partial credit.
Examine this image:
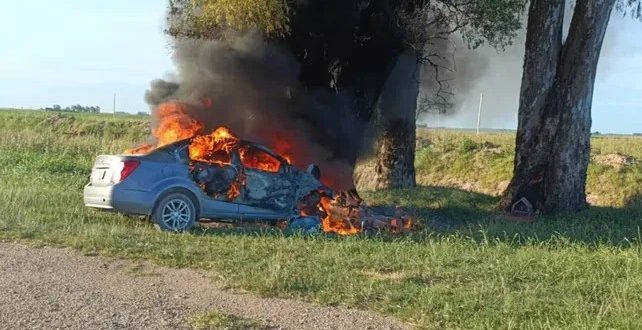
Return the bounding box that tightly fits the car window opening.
[239,146,281,173]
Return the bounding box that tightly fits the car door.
[171,142,240,218]
[237,144,296,212]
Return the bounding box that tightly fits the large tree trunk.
[290,0,409,190]
[499,0,565,212]
[501,0,616,214]
[357,53,419,190]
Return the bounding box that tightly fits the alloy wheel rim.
[161,199,191,230]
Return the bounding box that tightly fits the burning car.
[84,130,328,231]
[84,102,412,234]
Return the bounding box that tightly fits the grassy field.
[2,108,642,329]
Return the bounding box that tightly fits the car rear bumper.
[84,184,154,215]
[84,184,114,209]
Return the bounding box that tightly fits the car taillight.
[112,159,140,183]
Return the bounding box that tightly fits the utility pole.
[112,93,116,118]
[476,92,483,136]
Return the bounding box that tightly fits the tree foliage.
[42,104,101,113]
[615,0,642,18]
[401,0,526,53]
[167,0,526,48]
[167,0,291,39]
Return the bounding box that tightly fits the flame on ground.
[319,196,361,235]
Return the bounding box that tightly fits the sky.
[0,1,640,133]
[0,1,172,114]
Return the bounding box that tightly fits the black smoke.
[145,33,362,188]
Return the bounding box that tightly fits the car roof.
[158,138,290,165]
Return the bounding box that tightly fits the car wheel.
[152,193,196,232]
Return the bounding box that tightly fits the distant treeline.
[42,104,101,113]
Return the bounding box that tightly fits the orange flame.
[306,193,414,235]
[124,143,155,155]
[189,127,239,165]
[239,145,282,173]
[154,102,203,146]
[125,102,203,155]
[318,196,361,235]
[125,102,242,199]
[227,174,245,200]
[272,137,293,165]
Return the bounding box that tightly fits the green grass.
[189,311,267,330]
[2,109,642,329]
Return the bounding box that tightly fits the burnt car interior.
[170,139,302,211]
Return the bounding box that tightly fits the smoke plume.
[145,33,361,189]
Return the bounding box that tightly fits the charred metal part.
[291,170,328,205]
[323,194,413,233]
[240,170,296,210]
[184,139,325,212]
[288,216,322,234]
[306,164,321,180]
[335,190,363,207]
[191,162,239,198]
[297,191,323,217]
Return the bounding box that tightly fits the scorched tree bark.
[371,53,420,190]
[501,0,617,214]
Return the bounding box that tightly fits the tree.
[166,0,525,189]
[500,0,640,214]
[43,104,99,112]
[288,1,525,190]
[167,0,290,38]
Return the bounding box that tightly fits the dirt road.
[0,242,408,330]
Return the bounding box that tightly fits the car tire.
[151,192,197,232]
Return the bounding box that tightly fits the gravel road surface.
[0,242,408,330]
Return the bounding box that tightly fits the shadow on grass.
[366,186,642,247]
[190,185,642,248]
